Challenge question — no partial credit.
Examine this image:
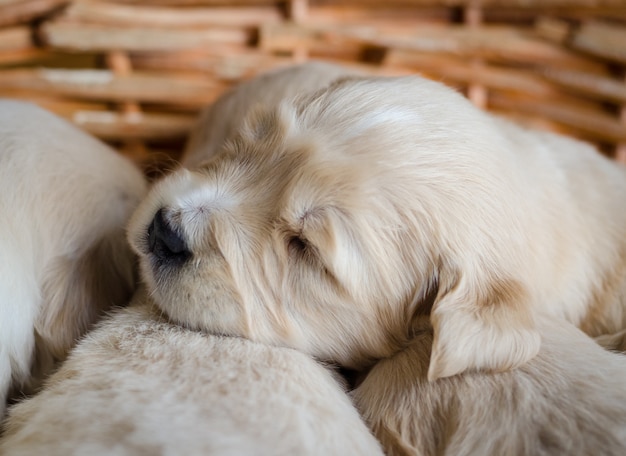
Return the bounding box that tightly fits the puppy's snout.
[148,209,190,264]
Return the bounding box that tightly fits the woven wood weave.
[1,0,625,176]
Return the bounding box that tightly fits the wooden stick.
[464,3,487,110]
[80,0,626,21]
[542,68,626,104]
[534,17,572,44]
[0,91,108,115]
[616,71,626,163]
[69,110,197,141]
[130,50,292,81]
[41,19,251,52]
[306,4,453,25]
[261,22,606,71]
[490,92,626,144]
[97,0,626,6]
[106,50,141,113]
[350,25,605,70]
[323,0,626,5]
[571,21,626,64]
[0,0,68,27]
[0,26,33,51]
[106,49,146,158]
[288,0,309,62]
[538,18,626,65]
[0,48,49,65]
[63,1,283,28]
[385,51,558,97]
[96,0,278,5]
[0,68,227,106]
[484,7,626,23]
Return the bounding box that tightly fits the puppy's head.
[128,76,540,377]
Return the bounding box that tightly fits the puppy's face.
[128,115,416,367]
[128,77,539,375]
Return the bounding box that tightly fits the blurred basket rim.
[1,0,625,177]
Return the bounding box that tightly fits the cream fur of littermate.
[128,64,626,380]
[0,100,146,416]
[1,291,384,456]
[351,316,626,456]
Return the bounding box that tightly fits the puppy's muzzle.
[148,209,191,264]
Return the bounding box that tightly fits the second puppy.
[0,100,146,416]
[1,291,384,456]
[351,317,626,456]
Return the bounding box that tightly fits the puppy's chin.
[137,253,252,340]
[153,296,246,338]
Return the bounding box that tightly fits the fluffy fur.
[0,100,146,416]
[596,328,626,352]
[351,316,626,456]
[1,291,384,456]
[183,62,359,168]
[127,66,626,381]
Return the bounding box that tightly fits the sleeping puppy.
[127,69,626,382]
[1,291,384,456]
[351,316,626,456]
[183,61,357,167]
[0,100,146,416]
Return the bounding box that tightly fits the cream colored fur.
[183,62,359,168]
[351,316,626,456]
[128,65,626,381]
[0,100,146,417]
[596,328,626,352]
[1,291,384,456]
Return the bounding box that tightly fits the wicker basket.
[1,0,626,177]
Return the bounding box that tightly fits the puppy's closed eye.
[286,233,328,273]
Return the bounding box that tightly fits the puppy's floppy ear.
[427,269,540,381]
[33,230,136,389]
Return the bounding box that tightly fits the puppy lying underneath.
[127,67,626,381]
[351,317,626,456]
[1,291,384,456]
[0,100,146,416]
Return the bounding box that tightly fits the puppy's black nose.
[147,209,191,264]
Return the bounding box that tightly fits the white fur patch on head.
[347,108,419,140]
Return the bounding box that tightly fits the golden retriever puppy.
[127,70,626,382]
[183,61,357,167]
[351,317,626,456]
[1,291,384,456]
[0,100,146,416]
